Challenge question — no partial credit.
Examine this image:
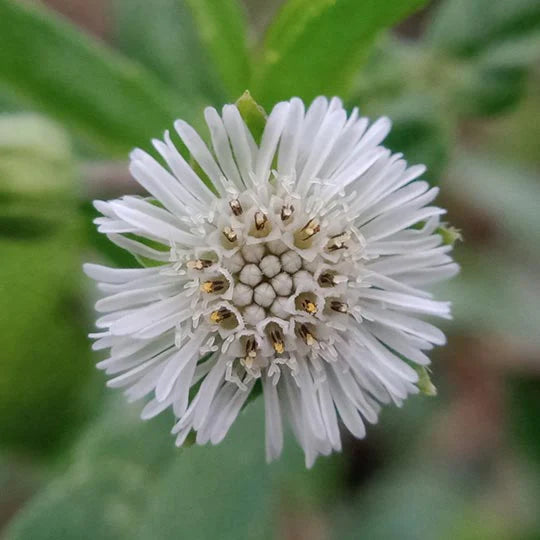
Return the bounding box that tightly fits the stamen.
[280,204,294,222]
[229,199,243,216]
[249,211,272,238]
[222,226,238,246]
[186,258,213,271]
[243,336,258,368]
[273,340,284,354]
[298,324,316,346]
[318,271,337,287]
[254,211,268,230]
[326,231,351,252]
[295,292,318,314]
[245,336,257,357]
[302,300,317,314]
[299,218,320,241]
[330,300,348,313]
[294,218,321,248]
[268,324,285,354]
[200,279,227,294]
[210,307,232,323]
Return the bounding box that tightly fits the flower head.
[85,96,458,467]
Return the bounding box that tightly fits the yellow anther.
[210,308,232,323]
[299,324,317,346]
[269,326,285,355]
[245,337,257,356]
[304,332,316,346]
[304,301,317,314]
[201,281,214,293]
[200,279,227,294]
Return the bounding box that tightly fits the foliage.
[0,115,93,453]
[5,399,342,540]
[0,0,539,537]
[0,0,194,155]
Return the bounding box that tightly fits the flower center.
[176,186,365,384]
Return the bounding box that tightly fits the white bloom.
[85,96,458,467]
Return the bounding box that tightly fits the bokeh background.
[1,0,539,538]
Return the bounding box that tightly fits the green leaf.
[5,400,273,540]
[446,152,540,252]
[0,114,73,198]
[252,0,428,107]
[509,377,540,470]
[0,117,93,454]
[331,466,464,540]
[452,57,527,118]
[134,407,273,540]
[184,0,251,99]
[427,0,540,57]
[6,394,344,539]
[376,93,452,183]
[112,0,226,106]
[439,249,540,347]
[477,30,540,70]
[3,397,176,540]
[439,155,540,345]
[236,90,268,144]
[427,2,540,117]
[0,0,197,155]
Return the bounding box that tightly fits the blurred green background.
[0,0,539,538]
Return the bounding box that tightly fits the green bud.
[436,224,463,246]
[236,90,267,144]
[414,366,437,397]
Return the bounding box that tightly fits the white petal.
[204,107,243,189]
[174,120,227,196]
[263,373,283,462]
[255,101,290,185]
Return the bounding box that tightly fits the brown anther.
[187,258,213,271]
[318,272,336,287]
[298,324,316,346]
[326,232,350,252]
[243,337,258,366]
[229,199,243,216]
[200,279,227,294]
[280,204,294,222]
[330,300,348,314]
[210,308,232,323]
[222,226,237,243]
[254,211,268,231]
[299,218,320,241]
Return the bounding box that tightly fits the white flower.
[85,96,458,467]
